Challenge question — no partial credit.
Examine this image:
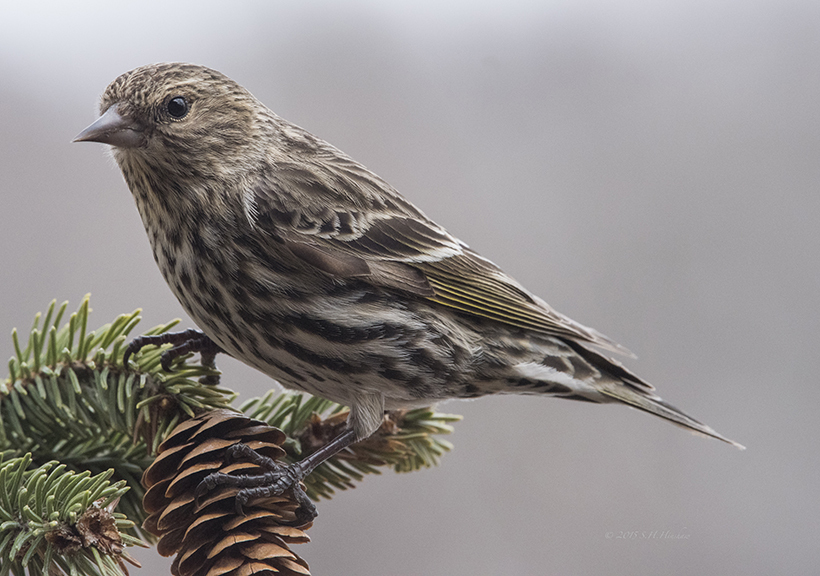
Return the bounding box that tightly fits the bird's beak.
[73,104,146,148]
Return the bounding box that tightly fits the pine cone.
[142,410,312,576]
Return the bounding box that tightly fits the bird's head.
[75,63,267,181]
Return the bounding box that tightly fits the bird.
[75,62,743,519]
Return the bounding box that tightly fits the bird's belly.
[156,246,475,409]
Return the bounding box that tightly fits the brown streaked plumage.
[75,62,743,520]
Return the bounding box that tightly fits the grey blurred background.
[1,1,817,574]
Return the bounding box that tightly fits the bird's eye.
[166,96,189,119]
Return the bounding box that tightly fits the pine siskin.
[75,63,743,517]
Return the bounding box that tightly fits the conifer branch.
[0,453,143,576]
[2,298,461,575]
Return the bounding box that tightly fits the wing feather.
[252,158,630,355]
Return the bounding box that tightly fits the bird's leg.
[196,427,358,525]
[123,328,223,372]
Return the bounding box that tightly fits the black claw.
[289,483,318,525]
[122,328,222,372]
[123,335,151,367]
[160,350,175,372]
[234,490,250,516]
[194,443,316,524]
[225,443,252,464]
[194,471,222,503]
[194,429,357,526]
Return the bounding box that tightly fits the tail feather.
[598,384,745,450]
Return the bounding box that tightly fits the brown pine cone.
[142,410,312,576]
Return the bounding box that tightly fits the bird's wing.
[249,158,632,356]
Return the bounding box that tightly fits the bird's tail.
[598,383,745,450]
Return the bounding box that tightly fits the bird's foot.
[123,328,222,375]
[195,443,317,526]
